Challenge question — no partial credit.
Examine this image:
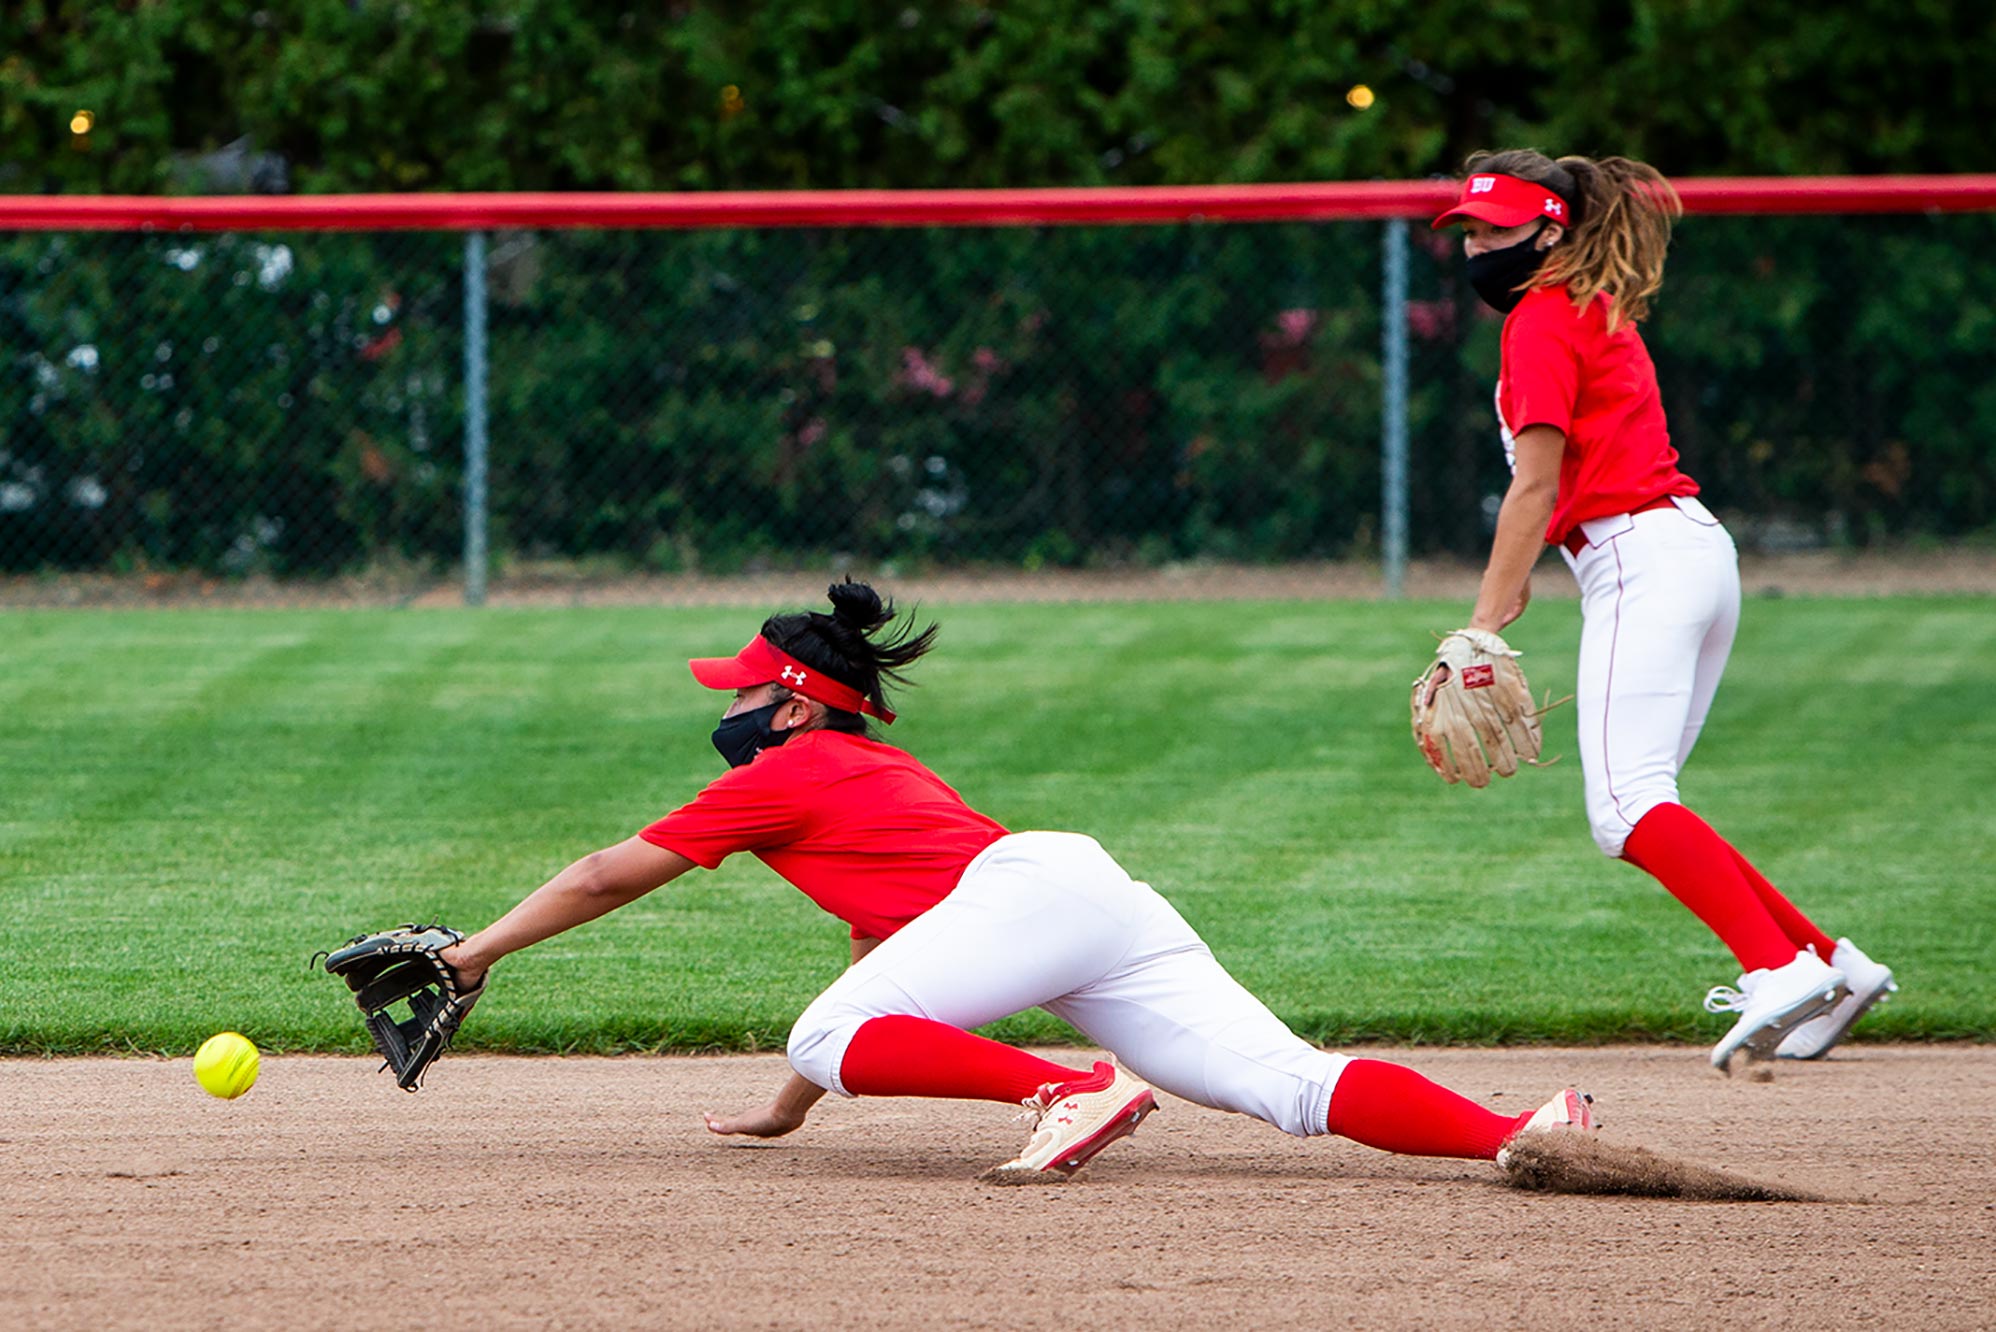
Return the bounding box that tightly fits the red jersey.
[639,729,1009,941]
[1497,284,1698,546]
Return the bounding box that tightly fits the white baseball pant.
[1560,495,1742,857]
[786,830,1348,1138]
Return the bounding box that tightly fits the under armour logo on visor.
[780,666,807,685]
[1544,199,1566,218]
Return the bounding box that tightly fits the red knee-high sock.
[1726,846,1837,960]
[1620,803,1797,973]
[1324,1058,1530,1160]
[838,1015,1091,1103]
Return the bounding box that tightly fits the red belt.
[1561,495,1679,556]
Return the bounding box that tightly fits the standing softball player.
[426,581,1591,1179]
[1427,150,1897,1070]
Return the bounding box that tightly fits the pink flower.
[1274,308,1319,346]
[896,346,955,398]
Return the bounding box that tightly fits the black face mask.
[711,699,792,768]
[1466,225,1551,313]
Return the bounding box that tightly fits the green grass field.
[3,596,1991,1056]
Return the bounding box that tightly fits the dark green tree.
[2,2,1992,574]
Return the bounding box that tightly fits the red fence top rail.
[3,176,1994,232]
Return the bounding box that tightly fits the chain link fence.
[5,207,1994,600]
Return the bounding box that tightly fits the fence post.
[1380,218,1410,599]
[462,230,490,607]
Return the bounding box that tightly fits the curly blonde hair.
[1464,149,1682,329]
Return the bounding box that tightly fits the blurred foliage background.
[4,1,1987,191]
[1,1,1992,577]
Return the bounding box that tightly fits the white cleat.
[984,1061,1156,1180]
[1777,939,1898,1060]
[1496,1087,1597,1168]
[1705,950,1847,1074]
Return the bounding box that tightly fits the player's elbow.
[567,851,637,902]
[1508,472,1558,505]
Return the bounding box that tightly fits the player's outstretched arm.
[443,836,696,985]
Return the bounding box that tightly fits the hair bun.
[826,578,889,632]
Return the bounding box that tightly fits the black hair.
[760,578,938,734]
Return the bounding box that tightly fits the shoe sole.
[1049,1089,1157,1174]
[1775,977,1898,1061]
[1712,982,1846,1073]
[988,1089,1158,1181]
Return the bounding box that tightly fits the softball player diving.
[436,580,1592,1179]
[1429,150,1897,1072]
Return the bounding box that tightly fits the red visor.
[688,635,895,723]
[1432,173,1571,230]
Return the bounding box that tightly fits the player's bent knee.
[1589,785,1676,858]
[786,1006,857,1095]
[1589,818,1631,858]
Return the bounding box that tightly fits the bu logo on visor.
[1469,176,1496,194]
[1461,664,1496,689]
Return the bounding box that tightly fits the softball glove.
[320,923,483,1091]
[1410,628,1546,788]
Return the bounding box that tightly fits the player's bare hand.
[705,1071,827,1137]
[703,1099,809,1138]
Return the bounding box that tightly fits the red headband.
[687,635,896,723]
[1431,173,1571,231]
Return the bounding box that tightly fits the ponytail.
[1463,149,1682,329]
[759,578,938,732]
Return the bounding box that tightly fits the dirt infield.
[4,1045,1991,1331]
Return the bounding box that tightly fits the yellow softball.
[193,1032,260,1100]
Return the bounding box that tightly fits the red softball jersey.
[1497,284,1699,546]
[639,729,1009,941]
